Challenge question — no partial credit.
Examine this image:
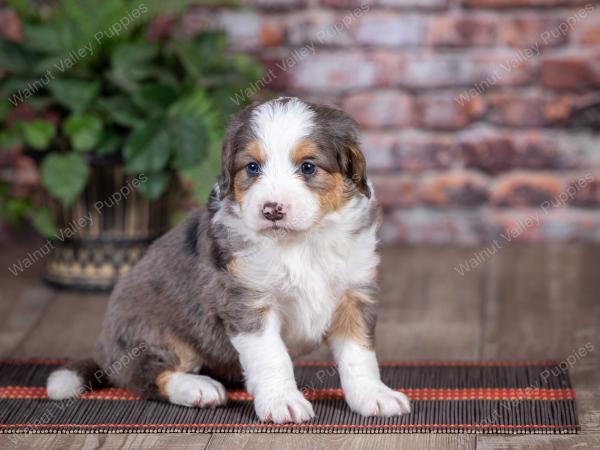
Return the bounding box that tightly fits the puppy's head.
[218,97,370,234]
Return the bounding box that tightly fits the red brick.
[537,93,600,127]
[290,52,380,92]
[517,134,561,169]
[461,130,559,173]
[399,53,533,89]
[416,94,484,130]
[487,92,547,127]
[428,15,497,47]
[377,0,449,9]
[183,10,285,49]
[485,209,544,241]
[361,132,399,172]
[463,0,590,7]
[544,95,573,124]
[486,208,600,242]
[461,132,516,173]
[393,132,459,172]
[371,175,417,208]
[565,172,600,206]
[146,15,177,42]
[574,9,600,45]
[343,90,413,129]
[242,0,307,8]
[354,12,425,47]
[321,0,448,8]
[537,210,600,241]
[0,147,19,167]
[371,51,407,87]
[541,53,600,89]
[420,171,489,207]
[183,10,260,49]
[220,11,264,49]
[365,130,457,174]
[554,132,600,169]
[0,9,22,41]
[320,0,371,8]
[286,11,353,47]
[260,17,286,46]
[258,55,291,91]
[12,156,38,192]
[380,209,485,245]
[500,16,569,48]
[491,172,564,207]
[182,7,213,36]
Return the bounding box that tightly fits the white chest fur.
[228,202,379,357]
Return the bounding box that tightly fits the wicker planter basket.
[43,158,172,291]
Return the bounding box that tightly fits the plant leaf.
[132,83,178,113]
[96,133,121,156]
[21,120,56,150]
[31,207,57,238]
[21,23,63,53]
[123,116,170,173]
[0,124,24,150]
[136,171,170,200]
[180,145,221,204]
[48,78,99,112]
[63,113,103,151]
[97,96,144,128]
[3,197,31,226]
[0,98,10,121]
[40,153,89,206]
[0,38,38,74]
[167,115,208,169]
[108,42,158,92]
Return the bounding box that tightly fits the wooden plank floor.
[0,241,598,449]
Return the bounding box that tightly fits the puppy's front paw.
[345,381,411,417]
[254,389,315,424]
[164,373,227,408]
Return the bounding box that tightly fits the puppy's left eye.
[300,162,316,175]
[246,161,261,177]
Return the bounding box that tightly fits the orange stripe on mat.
[0,387,576,401]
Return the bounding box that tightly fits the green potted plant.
[0,0,263,289]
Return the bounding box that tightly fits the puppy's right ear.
[218,103,257,200]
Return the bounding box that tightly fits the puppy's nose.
[262,202,286,221]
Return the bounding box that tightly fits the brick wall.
[187,0,600,244]
[2,1,600,245]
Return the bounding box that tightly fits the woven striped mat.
[0,359,578,434]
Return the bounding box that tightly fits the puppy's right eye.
[246,161,261,177]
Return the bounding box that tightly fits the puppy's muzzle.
[262,202,286,222]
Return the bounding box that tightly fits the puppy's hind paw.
[255,389,315,424]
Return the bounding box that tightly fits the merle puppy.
[47,97,411,423]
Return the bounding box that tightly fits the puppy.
[46,97,411,423]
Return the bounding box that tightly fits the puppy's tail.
[46,358,108,400]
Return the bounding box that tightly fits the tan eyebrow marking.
[246,141,266,164]
[290,139,319,165]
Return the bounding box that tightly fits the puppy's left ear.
[340,144,371,198]
[218,103,257,200]
[218,120,241,200]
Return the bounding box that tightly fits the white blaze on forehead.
[250,98,315,168]
[240,97,321,233]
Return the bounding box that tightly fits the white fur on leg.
[46,369,84,400]
[164,373,227,408]
[231,312,315,424]
[329,337,411,417]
